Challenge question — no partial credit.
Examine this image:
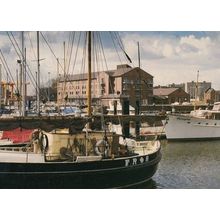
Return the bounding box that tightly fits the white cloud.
[1,31,220,95]
[121,32,220,89]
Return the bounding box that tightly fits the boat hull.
[164,114,220,140]
[0,151,161,189]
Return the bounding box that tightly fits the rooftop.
[153,87,179,96]
[59,64,152,82]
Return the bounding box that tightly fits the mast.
[24,48,27,110]
[19,60,22,114]
[136,42,141,137]
[64,42,66,76]
[194,70,199,110]
[21,31,26,116]
[0,64,1,109]
[48,72,50,102]
[63,42,67,104]
[57,58,59,78]
[16,69,18,92]
[6,71,9,106]
[37,31,40,115]
[137,41,141,68]
[35,71,37,106]
[87,31,92,116]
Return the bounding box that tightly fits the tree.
[39,77,58,102]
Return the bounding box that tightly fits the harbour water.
[132,140,220,189]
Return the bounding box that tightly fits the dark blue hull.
[0,150,161,189]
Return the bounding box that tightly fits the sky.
[1,31,220,94]
[1,0,220,218]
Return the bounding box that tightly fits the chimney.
[116,64,132,70]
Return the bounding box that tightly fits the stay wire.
[66,32,75,75]
[0,51,15,84]
[113,31,133,65]
[7,32,22,60]
[70,32,81,75]
[40,32,65,73]
[27,32,37,61]
[9,32,58,110]
[109,32,123,64]
[9,32,39,92]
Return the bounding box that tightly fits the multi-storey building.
[187,81,211,101]
[57,64,154,107]
[167,83,185,91]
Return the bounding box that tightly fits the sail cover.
[0,116,89,132]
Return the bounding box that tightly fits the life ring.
[39,134,49,153]
[95,139,109,156]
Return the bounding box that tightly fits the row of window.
[58,90,96,96]
[187,121,218,126]
[123,78,153,85]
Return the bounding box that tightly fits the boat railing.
[0,145,32,152]
[76,155,102,162]
[134,140,160,155]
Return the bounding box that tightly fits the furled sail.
[0,116,89,132]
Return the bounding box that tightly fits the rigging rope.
[8,32,39,94]
[0,50,16,86]
[40,32,65,73]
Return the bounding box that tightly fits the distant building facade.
[0,81,15,106]
[57,64,154,107]
[167,83,185,91]
[153,87,190,104]
[204,88,220,104]
[187,81,211,101]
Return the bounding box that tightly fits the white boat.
[163,102,220,140]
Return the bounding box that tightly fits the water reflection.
[128,179,158,189]
[134,140,220,189]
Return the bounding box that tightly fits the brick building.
[204,88,220,104]
[153,87,190,104]
[57,64,154,107]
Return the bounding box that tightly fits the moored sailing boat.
[0,31,161,188]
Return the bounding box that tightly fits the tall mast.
[63,42,67,104]
[35,71,37,106]
[37,31,40,115]
[24,48,27,109]
[194,70,199,110]
[137,41,141,68]
[87,31,92,116]
[64,42,66,76]
[16,69,18,92]
[19,60,22,114]
[57,58,59,78]
[21,31,26,116]
[0,64,1,109]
